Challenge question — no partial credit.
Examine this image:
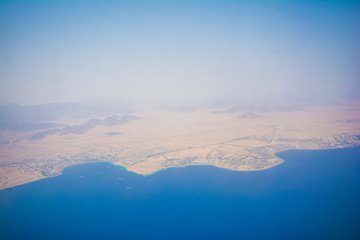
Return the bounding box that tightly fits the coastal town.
[1,113,359,190]
[1,101,360,190]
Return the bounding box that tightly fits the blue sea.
[1,147,360,240]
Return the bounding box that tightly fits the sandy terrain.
[1,101,360,190]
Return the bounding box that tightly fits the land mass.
[1,101,360,190]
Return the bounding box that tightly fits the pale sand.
[1,102,360,190]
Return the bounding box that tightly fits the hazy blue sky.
[1,0,359,105]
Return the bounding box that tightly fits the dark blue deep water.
[1,147,360,240]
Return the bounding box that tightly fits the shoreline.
[1,146,359,191]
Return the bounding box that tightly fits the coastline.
[1,103,360,191]
[3,145,360,240]
[2,146,359,191]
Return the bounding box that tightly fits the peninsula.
[1,101,360,190]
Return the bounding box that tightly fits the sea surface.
[1,147,360,240]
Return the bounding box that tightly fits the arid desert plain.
[1,101,360,190]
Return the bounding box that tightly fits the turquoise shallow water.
[1,147,360,240]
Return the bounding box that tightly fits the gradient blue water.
[1,147,360,240]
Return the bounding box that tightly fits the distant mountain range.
[211,103,307,114]
[238,112,267,119]
[27,115,141,140]
[0,102,132,132]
